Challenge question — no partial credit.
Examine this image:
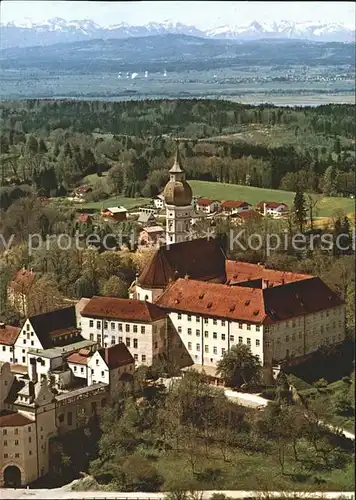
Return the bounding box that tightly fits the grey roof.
[29,306,78,349]
[28,340,97,360]
[169,143,185,174]
[143,225,165,233]
[56,382,107,401]
[138,212,156,224]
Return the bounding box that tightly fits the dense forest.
[0,99,355,203]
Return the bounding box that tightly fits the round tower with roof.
[163,142,193,244]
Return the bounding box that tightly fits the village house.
[137,211,157,227]
[7,268,36,316]
[256,201,289,218]
[196,197,221,214]
[73,186,92,200]
[101,206,127,222]
[80,296,168,366]
[28,340,98,389]
[66,348,92,381]
[87,343,135,397]
[220,200,251,215]
[11,307,80,367]
[152,193,165,210]
[0,323,21,365]
[231,209,262,225]
[139,225,165,247]
[76,213,93,225]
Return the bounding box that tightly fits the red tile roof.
[8,268,35,295]
[77,214,92,223]
[156,278,267,323]
[81,296,166,322]
[235,210,261,219]
[75,186,92,194]
[257,201,288,210]
[0,412,34,427]
[66,350,89,365]
[155,276,343,324]
[138,237,227,289]
[221,200,250,209]
[225,261,311,287]
[197,197,217,206]
[99,343,134,369]
[0,324,21,345]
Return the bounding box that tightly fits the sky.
[1,1,355,29]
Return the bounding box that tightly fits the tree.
[99,276,128,298]
[38,139,48,154]
[293,190,307,232]
[107,163,124,194]
[25,135,39,155]
[26,275,65,316]
[121,454,163,492]
[306,194,321,230]
[216,344,261,389]
[323,165,338,196]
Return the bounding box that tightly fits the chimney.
[262,279,269,289]
[28,381,35,398]
[263,202,267,216]
[104,348,109,366]
[29,357,38,383]
[0,322,5,329]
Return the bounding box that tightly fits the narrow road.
[1,489,355,500]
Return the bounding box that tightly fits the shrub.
[260,388,277,400]
[121,454,163,491]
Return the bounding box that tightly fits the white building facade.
[80,296,168,366]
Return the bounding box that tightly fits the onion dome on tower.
[163,143,192,207]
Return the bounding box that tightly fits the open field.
[189,181,355,218]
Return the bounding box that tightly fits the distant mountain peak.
[1,18,354,49]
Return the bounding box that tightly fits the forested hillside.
[0,99,354,202]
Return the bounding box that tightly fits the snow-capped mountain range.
[1,18,355,48]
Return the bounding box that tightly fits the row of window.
[179,329,261,340]
[3,440,20,445]
[176,313,261,331]
[278,309,342,329]
[187,337,260,353]
[279,325,343,344]
[89,320,146,334]
[3,452,27,458]
[89,335,141,349]
[2,428,31,435]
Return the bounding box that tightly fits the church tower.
[163,143,193,245]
